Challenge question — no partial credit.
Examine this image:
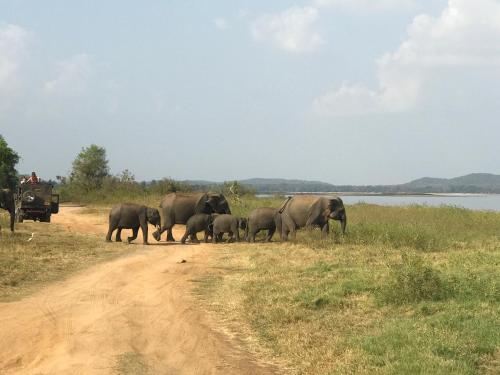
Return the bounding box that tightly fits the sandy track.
[0,207,278,374]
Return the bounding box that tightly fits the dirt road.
[0,207,278,374]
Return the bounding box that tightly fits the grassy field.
[196,201,500,375]
[0,213,133,302]
[2,196,499,374]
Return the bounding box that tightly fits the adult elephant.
[0,189,15,233]
[278,195,346,241]
[153,192,231,242]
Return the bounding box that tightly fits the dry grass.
[0,213,133,301]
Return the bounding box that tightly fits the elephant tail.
[278,196,292,214]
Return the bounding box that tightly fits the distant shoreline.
[256,192,496,198]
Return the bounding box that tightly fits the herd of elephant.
[105,192,347,245]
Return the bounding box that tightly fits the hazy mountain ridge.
[183,173,500,194]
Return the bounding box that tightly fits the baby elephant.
[106,203,161,244]
[181,213,213,244]
[246,207,280,243]
[212,214,247,243]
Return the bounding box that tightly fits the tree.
[0,135,20,190]
[117,169,135,183]
[70,144,110,192]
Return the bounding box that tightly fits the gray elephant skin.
[153,192,230,242]
[278,195,346,241]
[245,207,279,243]
[181,213,213,244]
[0,189,15,233]
[106,203,161,244]
[212,214,247,243]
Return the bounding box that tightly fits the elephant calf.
[212,214,247,243]
[106,203,161,245]
[181,213,213,244]
[246,207,279,243]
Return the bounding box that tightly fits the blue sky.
[1,0,499,184]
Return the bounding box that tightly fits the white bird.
[27,232,35,242]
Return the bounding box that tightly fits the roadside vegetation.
[0,214,133,302]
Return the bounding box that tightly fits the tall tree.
[0,135,20,190]
[70,144,110,192]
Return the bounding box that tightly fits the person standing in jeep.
[26,172,39,184]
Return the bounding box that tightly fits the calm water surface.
[258,194,500,212]
[340,195,500,212]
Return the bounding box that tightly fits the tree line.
[0,136,254,203]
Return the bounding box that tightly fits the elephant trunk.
[340,215,347,234]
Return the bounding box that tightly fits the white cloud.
[251,6,324,53]
[0,24,29,112]
[313,0,500,117]
[43,54,93,95]
[213,17,229,31]
[314,0,415,11]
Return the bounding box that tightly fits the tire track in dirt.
[0,206,279,374]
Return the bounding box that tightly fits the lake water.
[257,194,500,212]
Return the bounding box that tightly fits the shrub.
[378,252,452,304]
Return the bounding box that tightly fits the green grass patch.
[114,352,150,375]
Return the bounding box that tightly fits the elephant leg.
[227,231,234,243]
[181,230,189,244]
[116,228,123,242]
[166,227,176,242]
[128,227,139,243]
[140,223,148,244]
[266,228,276,242]
[152,226,164,241]
[212,231,218,244]
[203,230,210,243]
[234,225,240,242]
[106,225,115,242]
[153,213,173,241]
[283,215,297,241]
[274,214,282,241]
[249,229,257,243]
[9,209,14,232]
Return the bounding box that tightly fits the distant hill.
[183,173,500,194]
[396,173,500,193]
[240,178,336,193]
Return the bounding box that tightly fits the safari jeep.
[15,182,59,223]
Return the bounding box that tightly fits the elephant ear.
[206,193,224,212]
[329,197,342,210]
[196,193,211,213]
